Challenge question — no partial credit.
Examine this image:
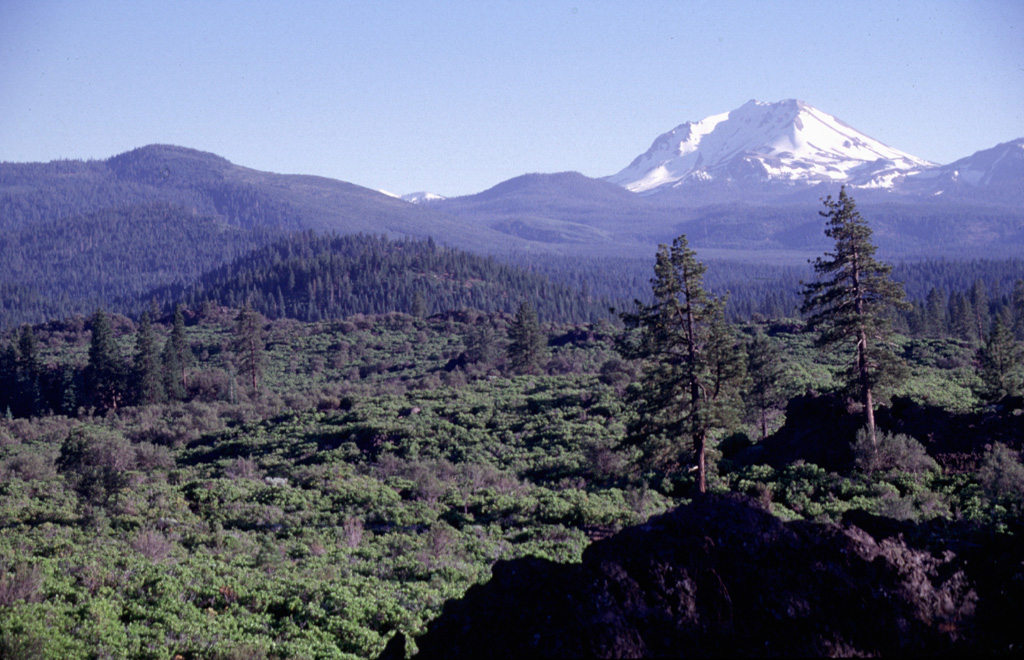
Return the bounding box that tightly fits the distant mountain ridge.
[900,138,1024,201]
[0,144,516,248]
[2,106,1022,327]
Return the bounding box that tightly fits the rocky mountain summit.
[382,494,1023,658]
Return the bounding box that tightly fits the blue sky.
[1,0,1022,196]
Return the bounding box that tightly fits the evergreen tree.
[977,317,1024,404]
[411,290,428,318]
[618,235,743,494]
[507,301,545,374]
[85,309,125,413]
[924,287,947,338]
[801,187,909,448]
[465,323,498,366]
[234,304,265,390]
[745,329,795,441]
[704,314,749,433]
[165,305,191,395]
[15,325,43,416]
[58,365,79,416]
[969,279,990,343]
[133,312,165,405]
[1012,279,1024,341]
[161,336,186,401]
[905,301,927,338]
[0,341,16,415]
[948,291,976,342]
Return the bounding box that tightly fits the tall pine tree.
[168,305,191,393]
[977,318,1024,403]
[85,309,125,413]
[15,325,43,417]
[619,235,744,494]
[745,329,795,441]
[133,312,165,405]
[1012,279,1024,341]
[801,187,908,448]
[924,287,947,338]
[969,279,990,343]
[234,304,265,390]
[507,301,546,374]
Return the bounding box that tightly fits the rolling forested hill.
[0,145,530,327]
[154,232,616,324]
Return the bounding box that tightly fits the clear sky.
[1,0,1021,197]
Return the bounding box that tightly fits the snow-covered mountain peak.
[606,99,934,193]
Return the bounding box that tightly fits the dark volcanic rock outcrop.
[383,494,1022,658]
[734,393,1024,475]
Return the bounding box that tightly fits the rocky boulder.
[382,494,1022,658]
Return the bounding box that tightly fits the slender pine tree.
[1012,279,1024,341]
[133,312,166,405]
[745,329,795,441]
[15,325,43,416]
[234,304,265,390]
[619,235,744,494]
[169,305,191,393]
[801,187,909,448]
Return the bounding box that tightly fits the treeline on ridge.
[155,232,617,324]
[518,253,1024,331]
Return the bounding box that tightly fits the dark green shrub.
[977,443,1024,506]
[0,452,56,482]
[853,429,938,475]
[56,426,136,503]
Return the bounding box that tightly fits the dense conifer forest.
[1,186,1023,658]
[0,204,283,327]
[158,232,617,325]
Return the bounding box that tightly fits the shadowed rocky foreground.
[381,494,1023,658]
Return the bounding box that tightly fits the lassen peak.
[605,99,934,193]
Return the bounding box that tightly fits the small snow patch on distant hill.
[401,192,446,204]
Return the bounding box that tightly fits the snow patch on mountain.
[402,191,446,204]
[606,100,934,193]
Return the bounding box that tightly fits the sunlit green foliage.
[0,297,1020,658]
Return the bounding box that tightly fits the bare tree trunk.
[858,328,876,447]
[864,385,876,446]
[852,247,876,448]
[249,339,258,390]
[695,429,707,494]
